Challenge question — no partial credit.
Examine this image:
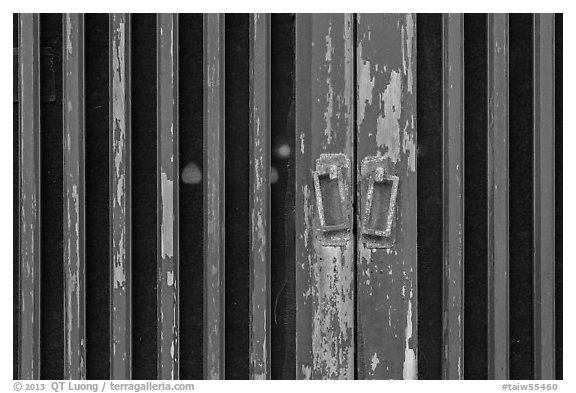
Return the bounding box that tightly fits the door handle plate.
[360,156,399,249]
[313,153,351,246]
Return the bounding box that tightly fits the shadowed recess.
[554,12,562,381]
[131,14,158,379]
[13,12,19,380]
[416,13,443,380]
[224,13,250,380]
[85,13,110,379]
[508,13,534,380]
[270,13,296,380]
[464,13,488,380]
[179,13,204,380]
[40,13,65,379]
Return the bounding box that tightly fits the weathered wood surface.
[249,13,271,380]
[487,13,509,380]
[110,13,132,380]
[295,13,355,380]
[157,13,179,380]
[63,13,86,380]
[533,12,555,381]
[442,13,464,380]
[204,13,225,380]
[356,13,417,379]
[18,12,41,380]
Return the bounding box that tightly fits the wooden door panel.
[295,13,355,380]
[356,13,417,380]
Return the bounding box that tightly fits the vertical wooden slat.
[442,13,465,380]
[487,13,509,380]
[249,13,271,380]
[533,12,555,381]
[110,13,132,380]
[63,13,86,380]
[18,12,41,380]
[295,13,355,380]
[356,13,417,379]
[204,13,225,380]
[157,13,179,380]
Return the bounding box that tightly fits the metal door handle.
[360,156,399,248]
[313,153,351,246]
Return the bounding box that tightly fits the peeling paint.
[404,14,414,93]
[296,14,355,380]
[402,120,417,172]
[66,14,73,55]
[323,23,334,144]
[157,13,179,380]
[160,172,174,258]
[371,353,380,372]
[63,13,86,380]
[376,70,403,160]
[249,13,271,379]
[403,294,416,379]
[302,184,311,248]
[357,43,374,126]
[110,14,132,380]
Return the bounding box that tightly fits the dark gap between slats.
[224,13,250,380]
[85,14,111,379]
[416,13,443,380]
[464,13,488,380]
[508,13,534,380]
[179,13,204,380]
[554,12,562,381]
[270,13,295,380]
[13,12,19,380]
[40,13,64,379]
[131,14,158,380]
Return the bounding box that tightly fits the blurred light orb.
[276,143,291,158]
[270,166,279,184]
[181,161,202,184]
